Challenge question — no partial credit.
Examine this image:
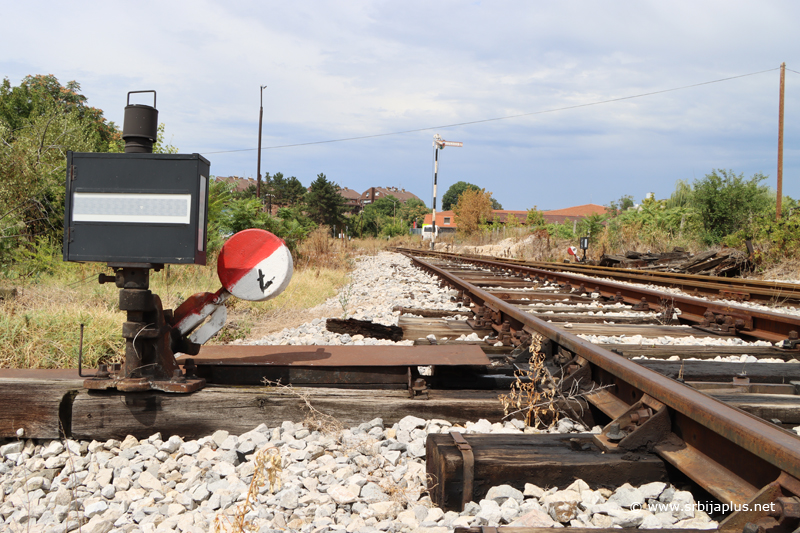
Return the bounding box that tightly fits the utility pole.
[257,85,267,204]
[777,63,785,220]
[431,134,463,249]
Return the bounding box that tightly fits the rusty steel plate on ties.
[184,344,491,366]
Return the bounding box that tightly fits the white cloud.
[1,0,798,209]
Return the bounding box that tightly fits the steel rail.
[396,247,800,306]
[401,249,800,344]
[405,253,800,483]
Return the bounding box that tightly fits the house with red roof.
[421,203,607,236]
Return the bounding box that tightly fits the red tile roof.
[542,204,606,218]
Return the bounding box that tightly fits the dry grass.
[0,228,405,369]
[753,258,800,282]
[0,232,361,369]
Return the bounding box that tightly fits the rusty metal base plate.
[181,345,491,387]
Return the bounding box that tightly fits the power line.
[204,67,780,155]
[787,68,800,76]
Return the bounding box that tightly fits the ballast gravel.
[247,253,463,347]
[0,417,719,532]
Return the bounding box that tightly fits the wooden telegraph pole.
[777,63,785,220]
[257,85,267,203]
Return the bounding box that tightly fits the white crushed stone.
[246,252,464,347]
[0,418,718,532]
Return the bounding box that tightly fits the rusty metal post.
[777,63,785,220]
[257,85,266,203]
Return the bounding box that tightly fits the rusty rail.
[396,247,800,306]
[406,252,800,530]
[399,248,800,344]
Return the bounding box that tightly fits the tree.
[526,208,546,226]
[305,173,346,228]
[691,169,772,244]
[442,181,502,210]
[442,181,475,211]
[360,195,404,237]
[152,123,178,154]
[0,101,98,251]
[399,198,428,228]
[606,194,634,216]
[0,76,126,265]
[454,188,493,235]
[284,176,306,207]
[0,75,121,152]
[577,213,608,242]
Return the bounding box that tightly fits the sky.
[2,1,799,211]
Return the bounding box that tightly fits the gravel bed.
[1,417,726,533]
[246,253,463,347]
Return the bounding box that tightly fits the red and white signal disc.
[217,229,293,302]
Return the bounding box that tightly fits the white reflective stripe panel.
[72,193,192,224]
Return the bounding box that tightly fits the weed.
[261,379,344,437]
[213,446,283,533]
[338,280,354,319]
[498,335,561,429]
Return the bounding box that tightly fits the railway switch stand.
[64,91,293,393]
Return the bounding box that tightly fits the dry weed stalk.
[499,335,611,428]
[213,446,282,533]
[261,379,344,437]
[498,335,561,429]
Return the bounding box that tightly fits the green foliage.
[547,222,576,240]
[724,209,800,261]
[399,198,428,228]
[442,181,502,211]
[526,208,546,226]
[0,75,125,272]
[206,178,232,254]
[0,75,121,152]
[266,172,306,207]
[606,195,634,216]
[666,179,693,209]
[305,173,346,228]
[358,195,410,238]
[442,181,474,211]
[6,238,65,280]
[153,123,178,154]
[577,213,607,242]
[691,169,772,244]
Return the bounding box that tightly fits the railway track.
[396,247,800,307]
[2,250,800,532]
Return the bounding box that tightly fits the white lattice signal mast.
[431,134,463,248]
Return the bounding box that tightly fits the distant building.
[215,176,257,194]
[541,204,606,224]
[360,187,421,206]
[420,203,608,235]
[339,187,363,214]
